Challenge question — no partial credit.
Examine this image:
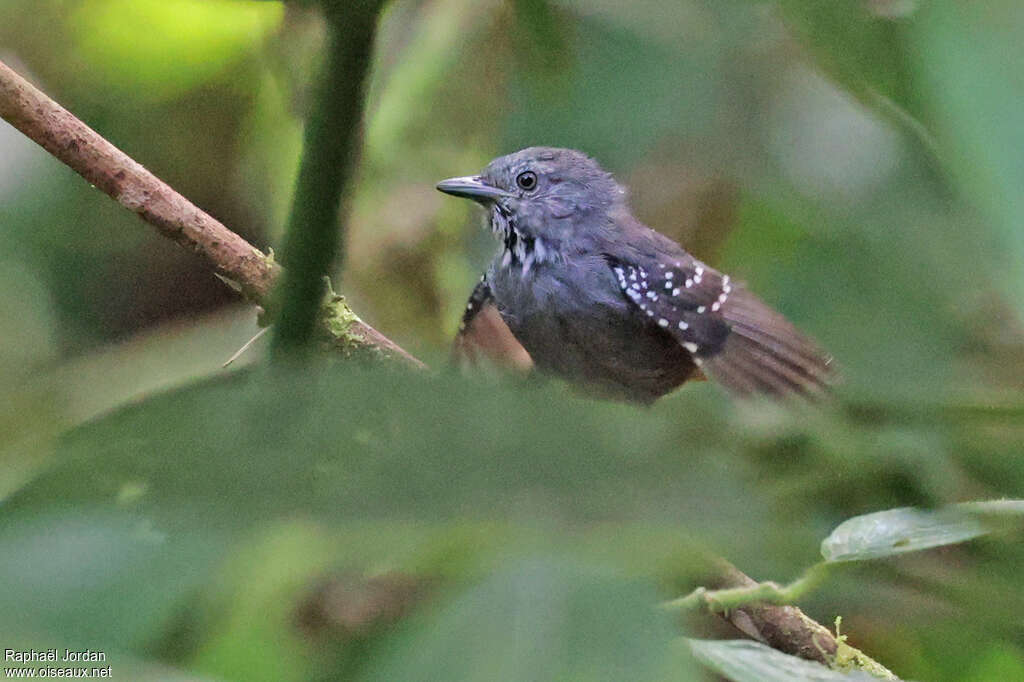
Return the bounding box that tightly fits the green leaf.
[0,364,780,654]
[688,639,882,682]
[5,365,751,534]
[821,501,1024,562]
[0,510,220,648]
[360,558,696,681]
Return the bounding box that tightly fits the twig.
[674,559,897,679]
[223,327,271,368]
[0,57,423,368]
[664,562,831,612]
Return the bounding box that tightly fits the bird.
[436,147,834,404]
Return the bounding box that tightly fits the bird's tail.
[703,287,836,400]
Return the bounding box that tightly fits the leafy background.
[0,0,1022,679]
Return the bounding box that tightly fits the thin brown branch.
[0,58,423,368]
[699,559,896,678]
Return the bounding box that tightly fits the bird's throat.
[490,205,553,275]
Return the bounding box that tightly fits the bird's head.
[437,147,626,262]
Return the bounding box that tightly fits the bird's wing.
[605,253,835,399]
[451,276,533,371]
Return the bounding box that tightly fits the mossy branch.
[666,559,897,679]
[0,57,423,369]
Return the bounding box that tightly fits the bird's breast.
[488,256,696,402]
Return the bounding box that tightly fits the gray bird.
[437,147,834,404]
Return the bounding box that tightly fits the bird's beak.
[436,175,508,203]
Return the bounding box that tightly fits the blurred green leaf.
[5,365,762,534]
[0,364,786,657]
[821,500,1024,562]
[688,639,883,682]
[911,1,1024,319]
[0,510,220,648]
[360,558,693,681]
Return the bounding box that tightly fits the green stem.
[663,562,832,613]
[271,2,385,358]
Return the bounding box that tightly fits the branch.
[0,57,423,368]
[670,558,897,679]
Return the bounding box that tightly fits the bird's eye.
[516,171,538,191]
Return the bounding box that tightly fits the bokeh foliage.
[1,0,1022,680]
